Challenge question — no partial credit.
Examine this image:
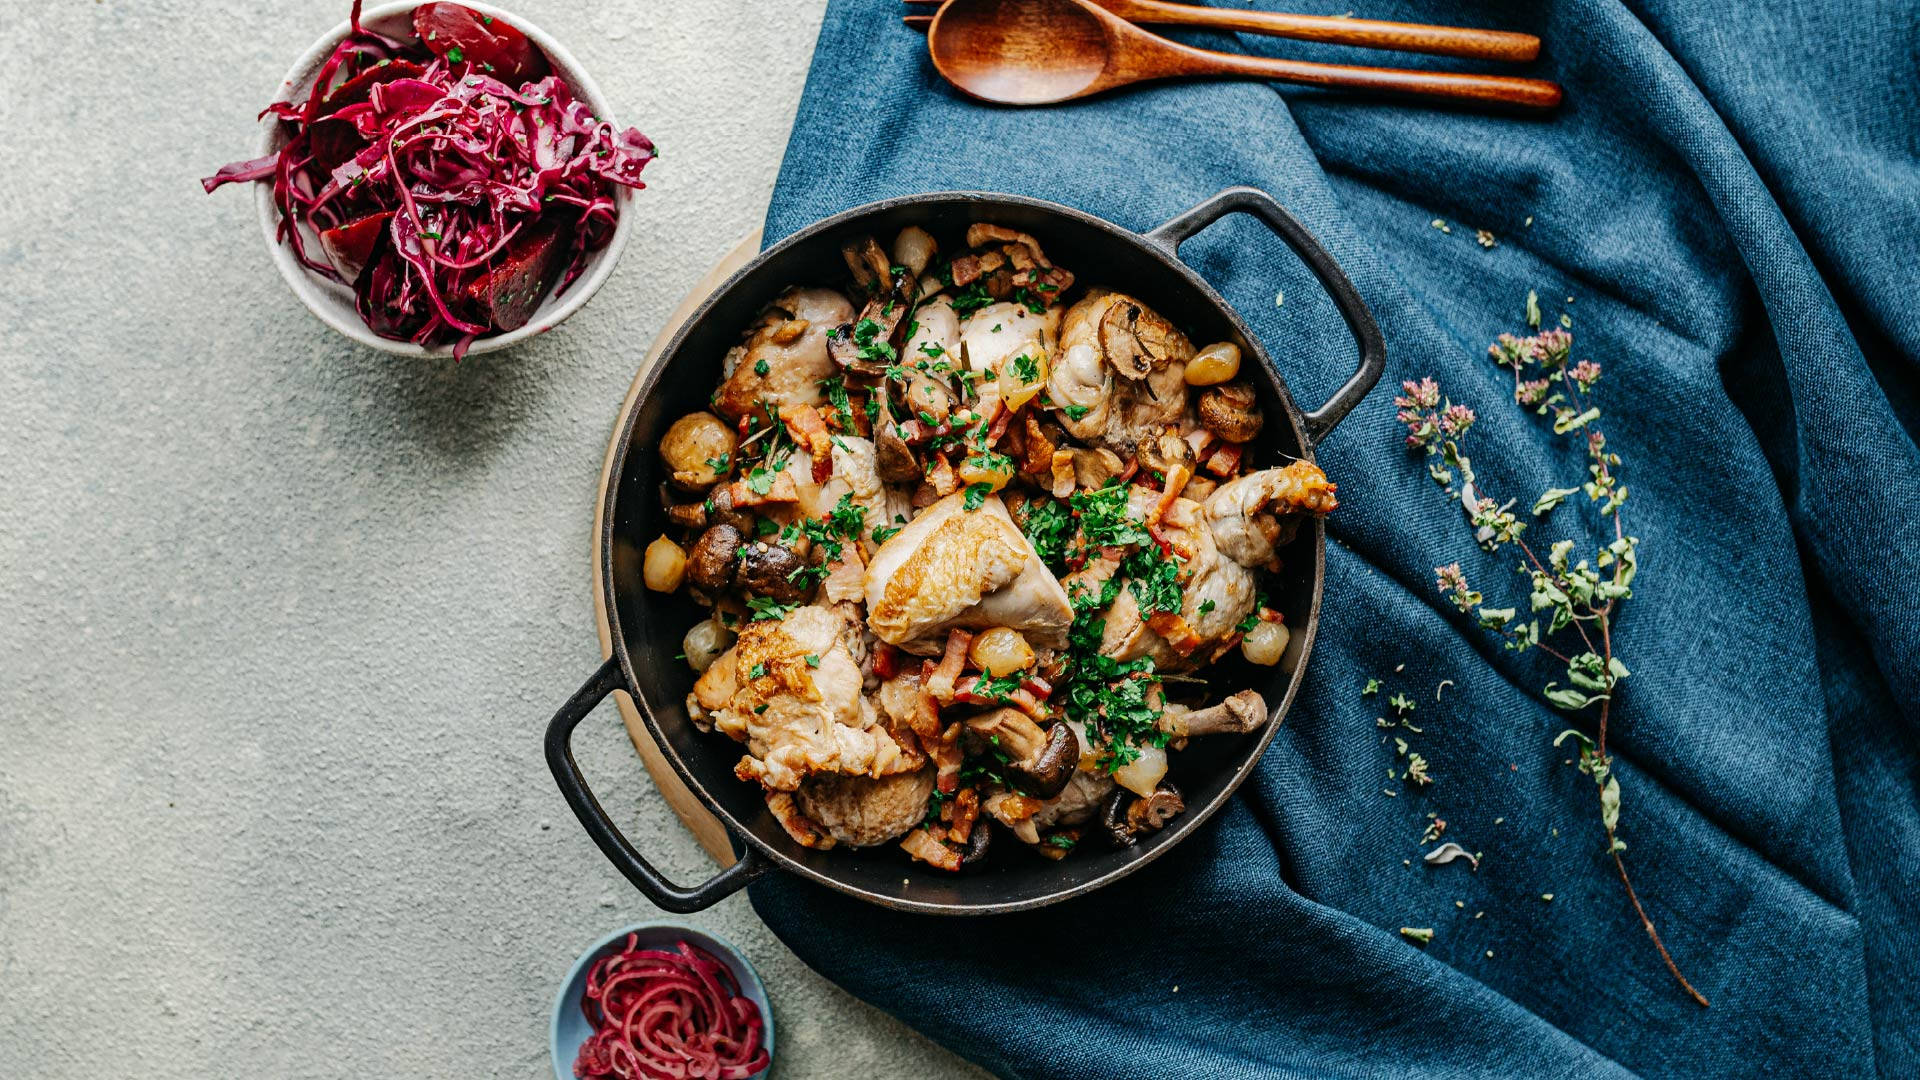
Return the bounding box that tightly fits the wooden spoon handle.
[1170,49,1563,109]
[1109,0,1540,62]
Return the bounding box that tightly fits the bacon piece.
[928,722,964,794]
[873,642,901,681]
[926,629,972,704]
[950,253,983,287]
[986,401,1013,442]
[900,828,962,872]
[946,787,980,845]
[780,404,835,482]
[927,452,960,497]
[726,471,799,507]
[765,791,836,849]
[1147,610,1205,657]
[1205,442,1244,478]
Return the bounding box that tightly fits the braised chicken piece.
[1049,289,1195,453]
[958,301,1060,416]
[712,287,855,426]
[649,221,1343,873]
[1205,462,1339,568]
[694,606,917,791]
[864,491,1072,654]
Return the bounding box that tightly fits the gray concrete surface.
[0,2,988,1076]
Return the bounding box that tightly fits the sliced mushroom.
[874,423,922,485]
[1161,689,1269,738]
[665,500,708,531]
[1100,781,1185,847]
[830,236,918,376]
[842,235,893,296]
[1134,424,1197,478]
[736,540,809,601]
[1129,783,1185,833]
[957,817,993,870]
[686,523,744,591]
[1070,447,1126,491]
[1197,382,1264,443]
[965,708,1077,799]
[1098,299,1182,381]
[704,484,757,534]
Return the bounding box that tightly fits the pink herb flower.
[1569,360,1602,390]
[1434,563,1480,612]
[1396,378,1441,410]
[1516,378,1552,406]
[1440,403,1477,436]
[1531,329,1573,366]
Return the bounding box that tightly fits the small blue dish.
[550,921,774,1080]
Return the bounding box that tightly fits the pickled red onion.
[573,937,769,1080]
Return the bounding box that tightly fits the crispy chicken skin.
[863,491,1073,654]
[695,606,916,791]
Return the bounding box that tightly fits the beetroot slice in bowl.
[319,211,396,282]
[463,220,571,332]
[413,3,549,82]
[319,58,426,116]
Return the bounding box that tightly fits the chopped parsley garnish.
[804,653,821,668]
[747,662,768,680]
[1070,482,1151,547]
[1011,353,1040,384]
[818,375,856,430]
[747,596,797,622]
[962,482,994,511]
[1121,547,1184,616]
[851,316,898,367]
[754,357,770,376]
[871,524,902,543]
[1063,404,1092,421]
[1198,598,1216,615]
[950,282,993,315]
[1020,498,1075,570]
[704,452,731,474]
[746,467,775,496]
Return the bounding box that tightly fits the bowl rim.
[599,189,1326,915]
[548,919,774,1080]
[251,0,636,357]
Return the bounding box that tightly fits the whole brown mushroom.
[736,540,810,602]
[1197,383,1264,444]
[686,524,745,592]
[965,709,1078,799]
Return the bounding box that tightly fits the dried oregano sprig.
[1393,295,1708,1007]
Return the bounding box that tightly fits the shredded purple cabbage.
[204,2,654,357]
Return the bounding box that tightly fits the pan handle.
[1144,186,1385,445]
[545,659,771,912]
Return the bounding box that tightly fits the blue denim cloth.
[749,2,1920,1075]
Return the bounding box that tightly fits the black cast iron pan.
[544,187,1383,914]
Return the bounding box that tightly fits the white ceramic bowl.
[253,1,635,357]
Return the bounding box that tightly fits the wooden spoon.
[927,0,1564,111]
